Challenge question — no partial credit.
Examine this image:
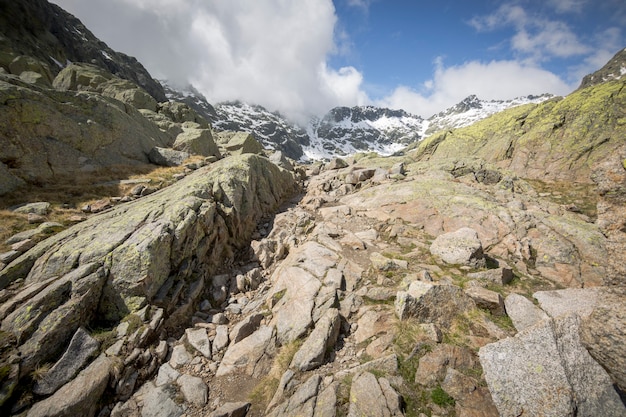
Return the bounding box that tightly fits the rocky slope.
[0,1,625,416]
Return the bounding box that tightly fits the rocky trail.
[2,147,623,416]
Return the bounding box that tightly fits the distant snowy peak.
[304,105,424,161]
[213,101,310,160]
[161,81,217,122]
[424,94,553,136]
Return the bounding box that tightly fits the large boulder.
[173,127,221,158]
[479,314,624,417]
[53,63,158,111]
[430,227,485,267]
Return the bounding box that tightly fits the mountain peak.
[578,47,626,90]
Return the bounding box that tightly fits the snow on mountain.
[213,102,310,160]
[424,94,554,136]
[304,106,424,160]
[162,81,554,162]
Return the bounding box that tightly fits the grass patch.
[431,385,455,407]
[248,339,303,414]
[336,374,353,417]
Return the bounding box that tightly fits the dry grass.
[0,156,207,252]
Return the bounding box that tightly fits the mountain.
[578,47,626,89]
[213,101,311,160]
[424,94,553,136]
[0,0,165,101]
[304,106,424,160]
[174,94,550,161]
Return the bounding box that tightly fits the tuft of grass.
[431,385,455,407]
[31,363,52,382]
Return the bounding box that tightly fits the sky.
[52,0,626,123]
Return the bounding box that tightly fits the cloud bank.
[53,0,621,123]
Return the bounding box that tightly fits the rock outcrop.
[0,154,297,410]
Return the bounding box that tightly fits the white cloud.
[377,59,572,118]
[469,3,589,63]
[53,0,368,124]
[549,0,588,13]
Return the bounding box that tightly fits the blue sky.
[53,0,625,122]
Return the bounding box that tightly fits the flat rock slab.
[347,372,403,417]
[269,265,321,344]
[291,308,341,371]
[430,227,485,267]
[186,328,212,358]
[533,287,601,319]
[33,327,99,396]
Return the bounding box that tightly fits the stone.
[12,202,50,215]
[420,323,443,343]
[213,325,230,353]
[27,355,112,417]
[169,344,192,369]
[464,287,505,315]
[441,368,499,417]
[229,313,264,344]
[11,239,36,253]
[155,363,180,386]
[335,354,398,379]
[33,327,99,396]
[370,252,408,271]
[138,382,183,417]
[327,158,348,170]
[291,308,341,371]
[354,309,394,344]
[186,328,212,358]
[466,267,513,285]
[395,281,475,327]
[222,132,264,155]
[173,127,221,158]
[0,161,24,196]
[347,372,403,417]
[269,265,321,344]
[479,314,625,417]
[580,290,626,392]
[0,251,20,264]
[216,326,275,377]
[148,147,191,167]
[430,227,485,267]
[415,344,477,386]
[177,374,208,405]
[504,293,548,332]
[270,151,294,171]
[533,287,601,319]
[209,401,251,417]
[313,382,338,417]
[389,162,405,175]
